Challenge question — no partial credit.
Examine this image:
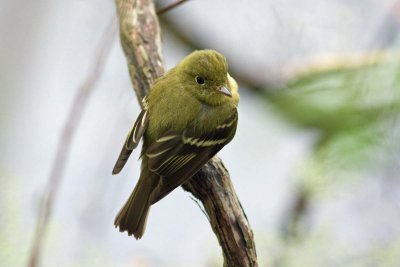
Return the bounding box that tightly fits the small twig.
[27,17,117,267]
[189,195,210,221]
[157,0,189,15]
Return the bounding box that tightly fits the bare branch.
[116,0,164,107]
[115,0,258,266]
[182,158,258,267]
[27,17,117,267]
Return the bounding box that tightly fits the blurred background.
[1,0,400,266]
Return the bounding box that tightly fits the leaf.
[265,52,400,186]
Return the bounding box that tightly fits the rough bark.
[182,158,258,267]
[115,1,258,266]
[116,0,164,106]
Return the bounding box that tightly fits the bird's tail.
[114,174,156,239]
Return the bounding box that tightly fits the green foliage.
[258,230,400,267]
[266,55,400,188]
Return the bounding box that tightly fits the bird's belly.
[194,103,235,132]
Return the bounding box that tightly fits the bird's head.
[176,50,238,106]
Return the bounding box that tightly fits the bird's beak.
[217,86,232,97]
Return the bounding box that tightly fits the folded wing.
[146,110,238,204]
[112,109,149,174]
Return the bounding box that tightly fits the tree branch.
[159,16,268,92]
[182,158,258,267]
[115,0,258,266]
[116,0,164,107]
[27,17,116,267]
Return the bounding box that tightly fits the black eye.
[195,76,205,85]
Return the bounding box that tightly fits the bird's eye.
[195,76,205,85]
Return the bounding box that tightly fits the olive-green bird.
[113,49,239,239]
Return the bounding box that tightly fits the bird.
[112,49,239,239]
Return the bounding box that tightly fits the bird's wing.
[112,109,149,174]
[146,110,238,204]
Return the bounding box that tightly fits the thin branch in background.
[159,16,268,91]
[367,0,400,49]
[157,0,189,15]
[27,17,117,267]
